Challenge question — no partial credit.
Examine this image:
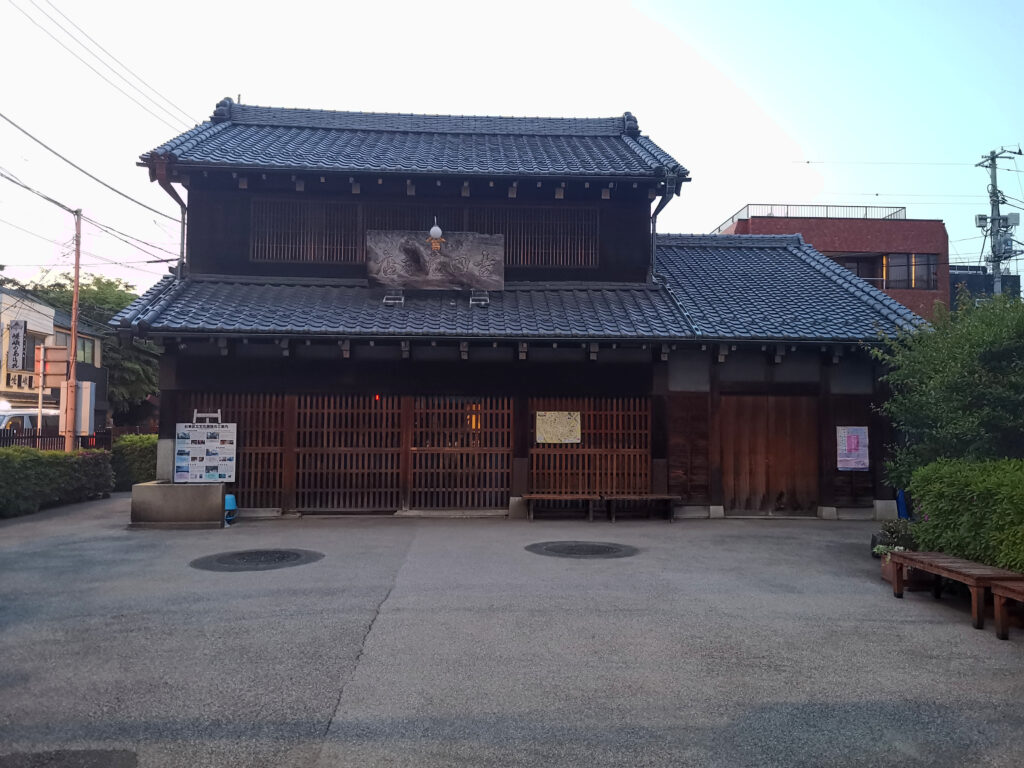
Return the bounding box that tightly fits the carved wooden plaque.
[366,230,504,290]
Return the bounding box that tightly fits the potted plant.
[873,520,931,590]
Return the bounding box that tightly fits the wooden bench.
[523,494,601,521]
[522,494,679,522]
[600,494,679,523]
[991,580,1024,640]
[890,551,1024,629]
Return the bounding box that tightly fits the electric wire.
[0,110,180,222]
[27,0,193,129]
[0,170,175,271]
[0,215,173,264]
[7,1,185,132]
[41,0,196,125]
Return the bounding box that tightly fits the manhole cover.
[525,541,638,559]
[189,549,324,572]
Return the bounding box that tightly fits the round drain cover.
[189,548,324,572]
[525,541,638,559]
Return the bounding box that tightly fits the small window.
[76,337,95,365]
[884,253,937,290]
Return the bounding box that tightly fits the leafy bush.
[111,434,158,491]
[873,294,1024,489]
[0,447,113,518]
[909,458,1024,570]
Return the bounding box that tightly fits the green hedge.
[0,447,114,518]
[909,458,1024,571]
[111,434,158,491]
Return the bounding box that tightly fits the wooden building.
[115,98,922,519]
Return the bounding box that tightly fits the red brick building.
[714,205,950,320]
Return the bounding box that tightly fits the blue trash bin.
[225,494,238,525]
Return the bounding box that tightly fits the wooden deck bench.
[890,551,1024,629]
[523,494,601,521]
[600,494,679,523]
[991,580,1024,640]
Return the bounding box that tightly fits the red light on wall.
[374,394,380,402]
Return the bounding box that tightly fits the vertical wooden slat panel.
[410,396,512,509]
[527,397,650,496]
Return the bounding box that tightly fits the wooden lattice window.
[528,397,650,495]
[468,206,599,268]
[251,198,360,263]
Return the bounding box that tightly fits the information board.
[174,422,237,483]
[6,320,27,371]
[535,411,582,444]
[836,426,869,471]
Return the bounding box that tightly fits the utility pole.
[64,209,81,452]
[975,148,1022,295]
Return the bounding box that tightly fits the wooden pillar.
[157,390,179,440]
[708,359,723,509]
[400,395,413,509]
[282,395,297,511]
[818,360,836,508]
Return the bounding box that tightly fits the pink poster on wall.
[837,426,869,471]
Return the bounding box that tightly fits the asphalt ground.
[0,496,1021,767]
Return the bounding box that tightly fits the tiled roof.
[111,236,924,344]
[142,98,688,180]
[655,234,923,341]
[111,277,695,341]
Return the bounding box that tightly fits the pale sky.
[1,0,1021,293]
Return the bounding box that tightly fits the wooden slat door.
[720,395,818,513]
[409,396,513,509]
[528,397,651,495]
[295,394,402,512]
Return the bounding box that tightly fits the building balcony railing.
[713,204,907,234]
[852,276,938,291]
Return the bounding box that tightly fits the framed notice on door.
[836,426,869,471]
[174,422,237,483]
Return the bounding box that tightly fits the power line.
[0,169,177,269]
[81,216,178,257]
[796,160,976,167]
[26,0,193,129]
[41,0,196,125]
[7,0,185,132]
[0,110,180,222]
[0,166,74,213]
[0,215,174,264]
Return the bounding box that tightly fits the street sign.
[7,320,27,371]
[36,346,69,388]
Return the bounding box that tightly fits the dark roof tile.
[143,98,688,179]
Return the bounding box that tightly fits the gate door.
[720,395,818,514]
[410,396,513,509]
[295,394,402,512]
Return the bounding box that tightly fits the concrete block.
[673,505,711,519]
[507,496,528,520]
[874,499,899,521]
[156,438,174,482]
[817,506,838,520]
[131,481,224,528]
[709,505,725,519]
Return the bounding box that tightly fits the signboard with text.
[837,426,869,471]
[6,320,27,371]
[174,422,237,483]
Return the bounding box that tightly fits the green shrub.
[909,458,1024,570]
[111,434,158,491]
[0,447,113,518]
